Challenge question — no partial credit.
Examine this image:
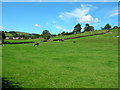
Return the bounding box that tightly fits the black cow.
[0,42,3,46]
[0,44,3,46]
[34,43,39,47]
[73,41,76,43]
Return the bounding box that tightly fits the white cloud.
[108,7,119,17]
[77,15,99,23]
[58,15,63,18]
[35,24,39,27]
[34,24,42,27]
[0,26,5,29]
[110,12,118,17]
[58,4,98,23]
[55,25,72,32]
[59,4,89,19]
[110,9,118,17]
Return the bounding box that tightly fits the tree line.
[42,23,119,41]
[60,23,118,36]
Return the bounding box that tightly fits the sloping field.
[50,30,108,40]
[5,38,42,43]
[5,32,32,37]
[2,29,118,88]
[5,30,108,43]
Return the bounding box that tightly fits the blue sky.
[1,2,119,34]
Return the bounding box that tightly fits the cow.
[73,41,76,43]
[34,43,39,47]
[0,42,3,46]
[0,44,3,46]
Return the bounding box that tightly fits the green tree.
[73,24,82,34]
[61,32,66,35]
[9,31,18,37]
[1,31,6,43]
[84,24,90,32]
[104,24,112,30]
[58,34,61,36]
[42,30,51,41]
[89,26,94,31]
[84,24,94,32]
[113,26,118,29]
[101,27,104,30]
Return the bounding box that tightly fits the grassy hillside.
[5,31,30,37]
[4,31,42,40]
[2,29,119,88]
[5,38,43,43]
[50,30,108,40]
[5,29,109,43]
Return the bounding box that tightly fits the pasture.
[2,29,118,88]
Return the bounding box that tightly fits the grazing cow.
[0,44,3,46]
[0,42,3,46]
[34,43,39,47]
[73,41,76,43]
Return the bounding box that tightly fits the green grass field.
[2,29,118,88]
[5,38,43,43]
[50,30,108,40]
[5,29,107,43]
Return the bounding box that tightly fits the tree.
[57,33,61,36]
[113,26,118,29]
[84,24,90,32]
[61,32,66,35]
[101,27,104,30]
[9,31,18,37]
[65,32,69,35]
[104,24,112,30]
[42,30,51,41]
[73,24,82,34]
[89,26,94,31]
[84,24,94,32]
[1,31,6,43]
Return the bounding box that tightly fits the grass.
[50,30,108,40]
[5,29,108,43]
[2,29,118,88]
[5,31,35,37]
[5,38,43,43]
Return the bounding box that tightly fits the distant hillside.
[4,31,42,39]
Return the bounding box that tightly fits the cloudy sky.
[1,2,119,34]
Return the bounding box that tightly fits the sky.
[1,2,119,34]
[1,0,120,2]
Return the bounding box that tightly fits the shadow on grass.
[2,77,22,89]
